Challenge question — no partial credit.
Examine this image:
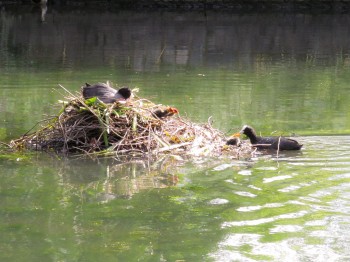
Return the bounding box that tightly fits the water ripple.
[222,210,308,228]
[263,175,292,183]
[208,198,230,205]
[234,191,257,198]
[237,202,284,212]
[270,225,303,233]
[212,136,350,261]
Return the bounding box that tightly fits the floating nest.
[10,83,252,159]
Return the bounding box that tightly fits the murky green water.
[1,5,350,261]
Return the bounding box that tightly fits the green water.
[1,6,350,261]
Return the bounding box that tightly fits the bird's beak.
[232,132,241,137]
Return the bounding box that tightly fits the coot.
[152,107,179,119]
[82,83,131,103]
[239,125,302,150]
[226,137,241,146]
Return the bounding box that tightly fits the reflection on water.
[2,9,350,71]
[1,136,350,261]
[56,156,181,200]
[1,9,350,139]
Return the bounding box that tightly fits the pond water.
[1,5,350,261]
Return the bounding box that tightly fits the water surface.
[1,7,350,261]
[1,136,350,261]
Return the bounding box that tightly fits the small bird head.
[240,125,256,137]
[117,87,132,100]
[226,137,240,146]
[168,107,179,115]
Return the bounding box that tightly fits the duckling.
[152,107,179,119]
[226,137,241,146]
[238,125,302,150]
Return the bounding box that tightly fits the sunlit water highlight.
[208,136,350,261]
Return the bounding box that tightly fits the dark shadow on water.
[4,1,350,13]
[2,7,350,72]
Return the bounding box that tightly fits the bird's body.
[240,125,302,150]
[226,137,240,146]
[82,83,131,103]
[152,107,179,119]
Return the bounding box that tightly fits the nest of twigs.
[10,84,252,159]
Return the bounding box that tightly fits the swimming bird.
[237,125,302,150]
[82,83,131,103]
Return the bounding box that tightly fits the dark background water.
[1,4,350,261]
[2,7,350,140]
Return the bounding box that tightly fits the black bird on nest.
[234,125,302,150]
[82,83,131,103]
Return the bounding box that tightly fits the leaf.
[113,110,120,118]
[84,97,98,106]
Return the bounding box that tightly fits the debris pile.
[10,83,252,158]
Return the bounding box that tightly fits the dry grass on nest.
[10,85,252,159]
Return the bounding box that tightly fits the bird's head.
[117,87,132,100]
[167,107,179,115]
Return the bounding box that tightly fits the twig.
[156,44,167,64]
[156,142,192,153]
[277,136,281,158]
[0,141,11,148]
